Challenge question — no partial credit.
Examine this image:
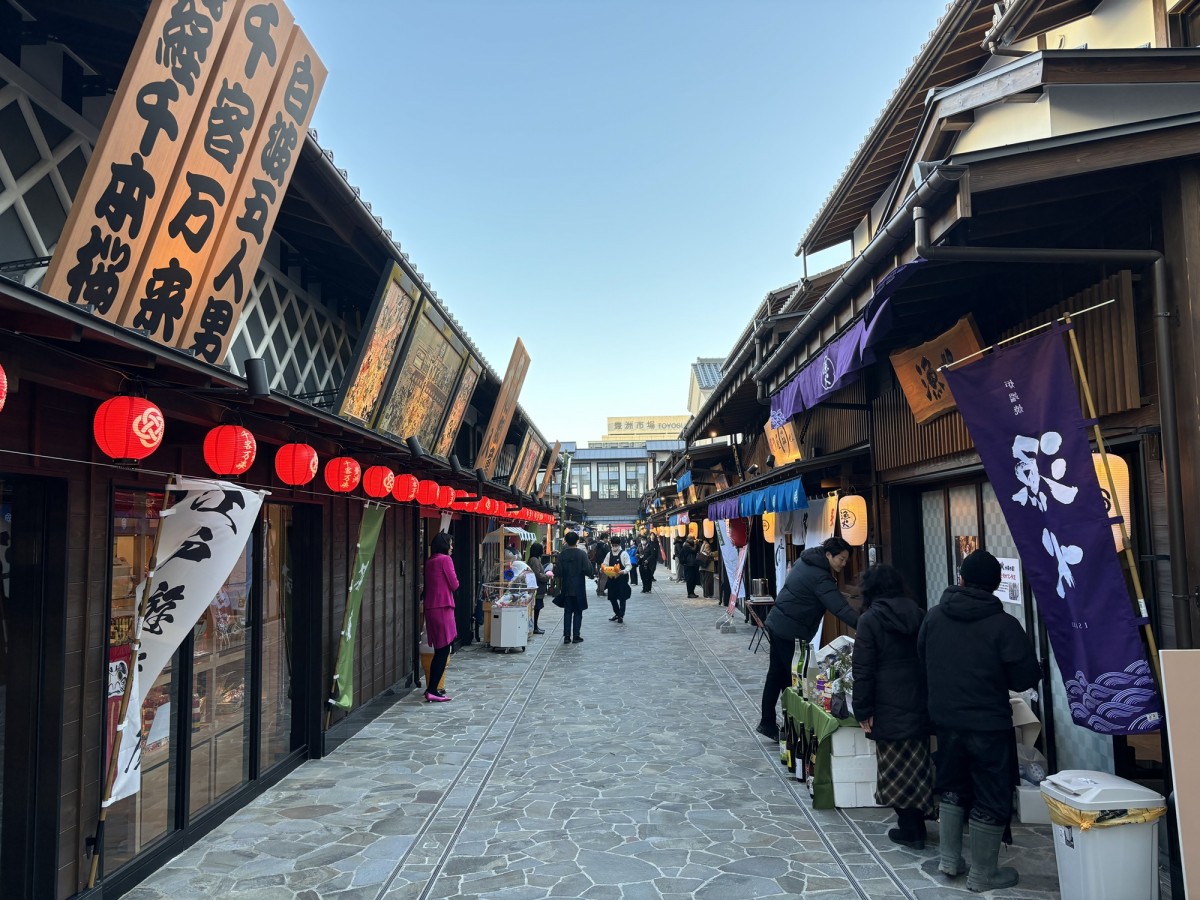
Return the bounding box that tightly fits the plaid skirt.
[874,738,934,814]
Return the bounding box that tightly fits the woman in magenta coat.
[423,531,459,702]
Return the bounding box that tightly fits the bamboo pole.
[1063,316,1163,690]
[87,500,170,888]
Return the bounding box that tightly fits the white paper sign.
[996,556,1023,605]
[804,495,837,549]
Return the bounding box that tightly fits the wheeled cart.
[490,604,528,651]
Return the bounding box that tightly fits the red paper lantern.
[93,396,165,461]
[0,361,7,412]
[203,425,256,476]
[362,465,395,498]
[416,479,439,506]
[435,485,454,508]
[275,443,318,486]
[729,517,749,548]
[392,473,418,502]
[325,457,361,493]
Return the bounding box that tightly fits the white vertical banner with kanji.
[107,477,266,804]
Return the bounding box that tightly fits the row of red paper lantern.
[87,395,553,520]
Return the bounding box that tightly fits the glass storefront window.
[260,504,295,769]
[106,489,174,870]
[597,463,621,499]
[0,480,11,860]
[189,544,252,819]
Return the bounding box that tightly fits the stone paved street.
[124,577,1070,899]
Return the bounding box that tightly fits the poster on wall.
[336,263,421,425]
[996,556,1022,605]
[375,303,467,447]
[953,534,979,582]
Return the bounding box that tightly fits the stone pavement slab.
[122,578,1078,899]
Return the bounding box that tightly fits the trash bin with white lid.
[1040,769,1166,900]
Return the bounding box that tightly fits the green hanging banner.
[329,504,387,710]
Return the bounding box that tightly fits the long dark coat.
[852,595,929,741]
[555,545,593,612]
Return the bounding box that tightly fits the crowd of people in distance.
[423,521,1035,892]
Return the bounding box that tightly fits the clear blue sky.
[289,0,950,445]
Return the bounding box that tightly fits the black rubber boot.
[889,808,927,850]
[937,801,968,877]
[967,819,1019,892]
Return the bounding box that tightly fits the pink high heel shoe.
[424,691,451,703]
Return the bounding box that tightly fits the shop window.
[0,480,10,861]
[597,463,621,499]
[189,544,252,820]
[106,489,174,870]
[626,462,647,498]
[260,504,296,769]
[569,467,590,500]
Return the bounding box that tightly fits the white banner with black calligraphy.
[108,477,266,803]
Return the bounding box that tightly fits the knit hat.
[959,550,1002,590]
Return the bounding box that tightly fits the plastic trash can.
[1040,770,1166,900]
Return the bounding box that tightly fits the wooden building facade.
[0,2,554,897]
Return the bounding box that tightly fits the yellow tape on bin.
[1043,795,1167,831]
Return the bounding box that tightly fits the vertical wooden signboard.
[475,338,531,479]
[536,441,561,499]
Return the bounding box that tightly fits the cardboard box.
[1015,784,1050,824]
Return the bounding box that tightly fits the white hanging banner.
[717,520,747,616]
[774,531,789,598]
[791,508,808,546]
[109,477,266,803]
[104,652,140,806]
[803,494,838,549]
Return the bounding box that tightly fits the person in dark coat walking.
[527,542,549,635]
[678,536,700,597]
[555,531,594,644]
[601,537,632,623]
[639,531,659,593]
[852,565,932,850]
[918,550,1041,892]
[758,537,858,740]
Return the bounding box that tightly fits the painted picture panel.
[375,303,466,447]
[433,358,481,459]
[335,263,419,426]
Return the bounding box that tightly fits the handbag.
[696,548,712,567]
[552,594,566,608]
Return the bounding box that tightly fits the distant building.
[541,440,685,533]
[688,358,724,416]
[601,415,691,442]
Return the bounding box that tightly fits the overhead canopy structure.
[482,526,536,543]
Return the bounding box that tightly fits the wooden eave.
[799,0,1105,257]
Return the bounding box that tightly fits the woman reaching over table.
[852,564,933,849]
[423,530,459,703]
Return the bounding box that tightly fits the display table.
[782,688,878,810]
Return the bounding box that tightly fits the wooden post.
[1063,317,1163,689]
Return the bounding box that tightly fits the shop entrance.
[102,492,319,884]
[0,474,68,898]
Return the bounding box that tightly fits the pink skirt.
[425,605,457,649]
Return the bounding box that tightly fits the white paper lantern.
[703,519,715,539]
[688,522,699,538]
[837,495,868,546]
[676,523,687,537]
[762,511,777,544]
[1092,452,1131,551]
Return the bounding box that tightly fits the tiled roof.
[692,358,724,391]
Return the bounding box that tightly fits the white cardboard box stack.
[830,725,881,808]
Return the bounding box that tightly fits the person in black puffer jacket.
[852,565,932,851]
[757,537,858,741]
[918,550,1041,893]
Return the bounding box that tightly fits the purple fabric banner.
[770,259,926,425]
[944,325,1160,735]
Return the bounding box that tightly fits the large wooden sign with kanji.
[42,0,325,365]
[536,441,561,499]
[763,418,803,466]
[475,339,530,479]
[889,315,984,425]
